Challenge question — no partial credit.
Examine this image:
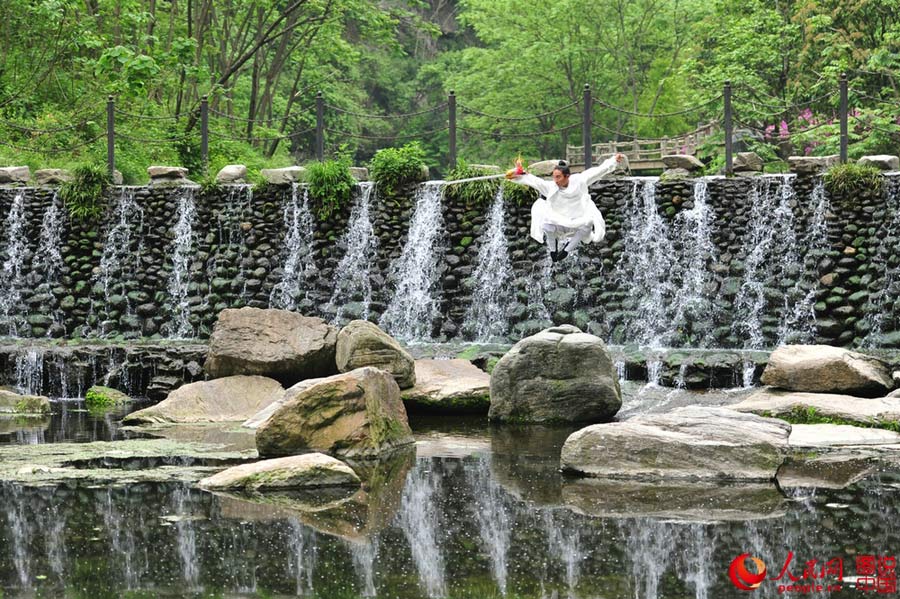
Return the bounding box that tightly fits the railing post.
[583,84,592,168]
[200,95,209,175]
[840,73,849,163]
[107,95,115,180]
[724,81,733,176]
[315,91,324,161]
[448,90,457,169]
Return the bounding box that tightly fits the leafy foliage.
[58,163,110,221]
[368,142,428,197]
[305,157,356,221]
[824,163,884,196]
[443,160,538,207]
[770,406,900,434]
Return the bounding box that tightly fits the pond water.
[1,386,899,598]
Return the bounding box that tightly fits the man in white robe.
[506,154,623,261]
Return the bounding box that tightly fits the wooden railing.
[567,122,720,171]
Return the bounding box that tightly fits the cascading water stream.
[14,347,45,395]
[164,189,197,338]
[863,181,900,346]
[270,184,318,310]
[348,538,378,597]
[380,182,447,342]
[328,182,378,323]
[462,187,514,341]
[398,463,447,598]
[0,191,29,335]
[467,458,512,595]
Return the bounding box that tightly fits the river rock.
[33,169,73,185]
[123,375,284,424]
[204,307,338,384]
[85,385,131,408]
[787,155,839,174]
[0,166,30,184]
[734,152,764,172]
[560,407,791,481]
[489,325,621,423]
[216,164,247,183]
[335,320,415,389]
[788,423,900,448]
[761,345,893,396]
[401,359,490,413]
[256,367,414,459]
[661,154,704,171]
[260,166,306,184]
[528,160,560,177]
[731,388,900,427]
[148,165,189,180]
[0,390,50,415]
[857,155,899,171]
[198,453,360,491]
[350,167,369,181]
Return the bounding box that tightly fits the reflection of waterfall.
[380,182,447,341]
[613,180,675,348]
[0,191,29,335]
[172,485,200,589]
[270,184,318,310]
[398,462,447,598]
[467,457,512,595]
[328,182,378,324]
[543,509,582,598]
[778,178,829,344]
[101,488,140,588]
[164,189,197,338]
[287,519,317,596]
[863,182,900,346]
[463,188,514,341]
[3,482,32,587]
[348,538,378,597]
[44,499,67,581]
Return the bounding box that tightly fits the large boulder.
[561,407,791,481]
[204,307,339,384]
[734,152,764,172]
[489,325,621,423]
[731,388,900,428]
[787,155,839,174]
[335,320,415,389]
[661,154,704,171]
[216,164,247,183]
[0,390,50,415]
[401,359,490,413]
[260,166,306,185]
[761,345,893,397]
[123,375,284,424]
[857,155,899,171]
[256,367,414,459]
[0,166,30,184]
[198,453,360,491]
[33,169,73,185]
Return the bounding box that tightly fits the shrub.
[824,162,884,197]
[58,163,111,220]
[304,155,356,220]
[368,142,428,197]
[443,160,538,207]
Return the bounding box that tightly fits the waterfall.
[777,177,830,344]
[398,462,447,598]
[164,189,197,338]
[328,182,378,324]
[101,488,140,588]
[462,188,514,341]
[270,184,318,310]
[380,182,447,342]
[524,255,553,323]
[287,519,317,596]
[93,187,145,328]
[211,185,253,303]
[613,180,676,348]
[0,191,29,335]
[671,179,719,345]
[467,458,513,595]
[15,347,45,395]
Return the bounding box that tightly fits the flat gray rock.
[761,344,893,396]
[857,155,899,171]
[401,359,490,413]
[216,164,247,183]
[260,166,306,184]
[787,155,839,174]
[561,406,791,481]
[661,154,704,170]
[0,166,30,183]
[789,423,900,447]
[199,453,360,491]
[732,388,900,427]
[34,168,73,185]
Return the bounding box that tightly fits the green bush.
[305,156,356,220]
[368,142,428,197]
[825,162,884,197]
[444,160,538,207]
[58,163,111,220]
[84,385,131,409]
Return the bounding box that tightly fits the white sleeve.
[579,156,618,186]
[511,173,554,197]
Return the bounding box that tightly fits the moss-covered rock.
[85,385,131,409]
[0,389,51,415]
[401,359,491,414]
[198,453,360,491]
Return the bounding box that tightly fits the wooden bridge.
[566,122,719,171]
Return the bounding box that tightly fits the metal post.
[724,81,733,176]
[315,91,324,161]
[583,84,592,168]
[200,96,209,175]
[106,95,115,180]
[840,73,849,163]
[448,90,457,169]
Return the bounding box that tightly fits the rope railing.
[458,122,582,139]
[114,109,186,121]
[207,126,316,143]
[589,120,720,143]
[0,132,106,154]
[591,95,722,119]
[458,100,579,121]
[323,103,448,120]
[323,126,449,141]
[0,113,103,134]
[207,106,314,124]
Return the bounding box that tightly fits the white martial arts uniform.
[511,156,617,252]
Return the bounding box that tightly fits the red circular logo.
[729,553,767,591]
